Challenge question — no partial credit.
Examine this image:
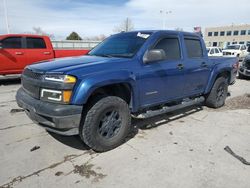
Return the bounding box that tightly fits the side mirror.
[143,49,166,63]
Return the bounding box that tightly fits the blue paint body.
[29,30,238,112]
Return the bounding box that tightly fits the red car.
[0,34,89,75]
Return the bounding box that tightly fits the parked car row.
[207,44,249,60]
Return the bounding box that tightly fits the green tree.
[66,32,82,40]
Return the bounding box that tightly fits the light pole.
[3,0,10,33]
[160,10,172,30]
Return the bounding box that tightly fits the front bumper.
[238,66,250,77]
[16,88,83,135]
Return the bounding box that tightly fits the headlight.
[44,75,76,84]
[40,89,72,103]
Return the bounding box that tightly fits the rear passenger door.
[183,36,211,96]
[24,37,54,65]
[139,35,185,107]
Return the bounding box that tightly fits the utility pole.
[160,10,172,30]
[3,0,10,33]
[125,17,129,32]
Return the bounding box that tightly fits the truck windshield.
[88,32,151,58]
[226,45,240,50]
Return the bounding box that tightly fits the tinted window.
[26,38,46,49]
[184,38,203,58]
[220,31,225,36]
[214,32,218,36]
[215,48,219,53]
[208,32,212,36]
[226,31,232,36]
[241,30,246,35]
[1,37,22,49]
[153,38,181,60]
[233,31,239,36]
[210,49,214,54]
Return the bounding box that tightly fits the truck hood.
[28,55,129,74]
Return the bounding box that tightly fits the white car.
[207,47,223,57]
[222,44,249,60]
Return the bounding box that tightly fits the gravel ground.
[0,76,250,188]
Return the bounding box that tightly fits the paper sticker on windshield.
[137,32,150,39]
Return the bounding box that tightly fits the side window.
[26,37,46,49]
[153,38,181,60]
[184,38,203,58]
[210,49,215,54]
[215,48,219,53]
[1,37,22,49]
[241,45,246,50]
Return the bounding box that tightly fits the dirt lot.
[0,76,250,188]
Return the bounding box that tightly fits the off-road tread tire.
[205,77,228,108]
[80,96,131,152]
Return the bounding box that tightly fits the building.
[204,24,250,48]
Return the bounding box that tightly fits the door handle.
[15,52,23,55]
[43,52,51,55]
[177,64,184,70]
[201,62,208,67]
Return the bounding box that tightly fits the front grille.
[223,52,231,55]
[23,68,43,80]
[245,60,250,69]
[22,68,43,99]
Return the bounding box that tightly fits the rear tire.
[205,77,228,108]
[80,96,131,152]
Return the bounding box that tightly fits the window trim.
[0,36,25,49]
[148,35,183,62]
[184,37,204,59]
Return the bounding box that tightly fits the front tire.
[80,96,131,152]
[205,77,228,108]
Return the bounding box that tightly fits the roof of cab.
[122,30,201,37]
[0,34,48,39]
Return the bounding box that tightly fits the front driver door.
[0,37,26,74]
[138,35,185,108]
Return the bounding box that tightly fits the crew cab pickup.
[222,44,249,60]
[16,30,238,152]
[0,34,89,75]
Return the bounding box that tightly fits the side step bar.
[135,96,205,119]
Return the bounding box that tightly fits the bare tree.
[175,27,183,31]
[113,18,134,33]
[32,27,55,39]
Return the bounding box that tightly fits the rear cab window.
[26,37,46,49]
[1,37,22,49]
[184,37,203,58]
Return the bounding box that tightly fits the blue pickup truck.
[16,30,238,151]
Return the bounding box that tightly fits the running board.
[135,96,205,119]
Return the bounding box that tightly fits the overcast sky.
[0,0,249,39]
